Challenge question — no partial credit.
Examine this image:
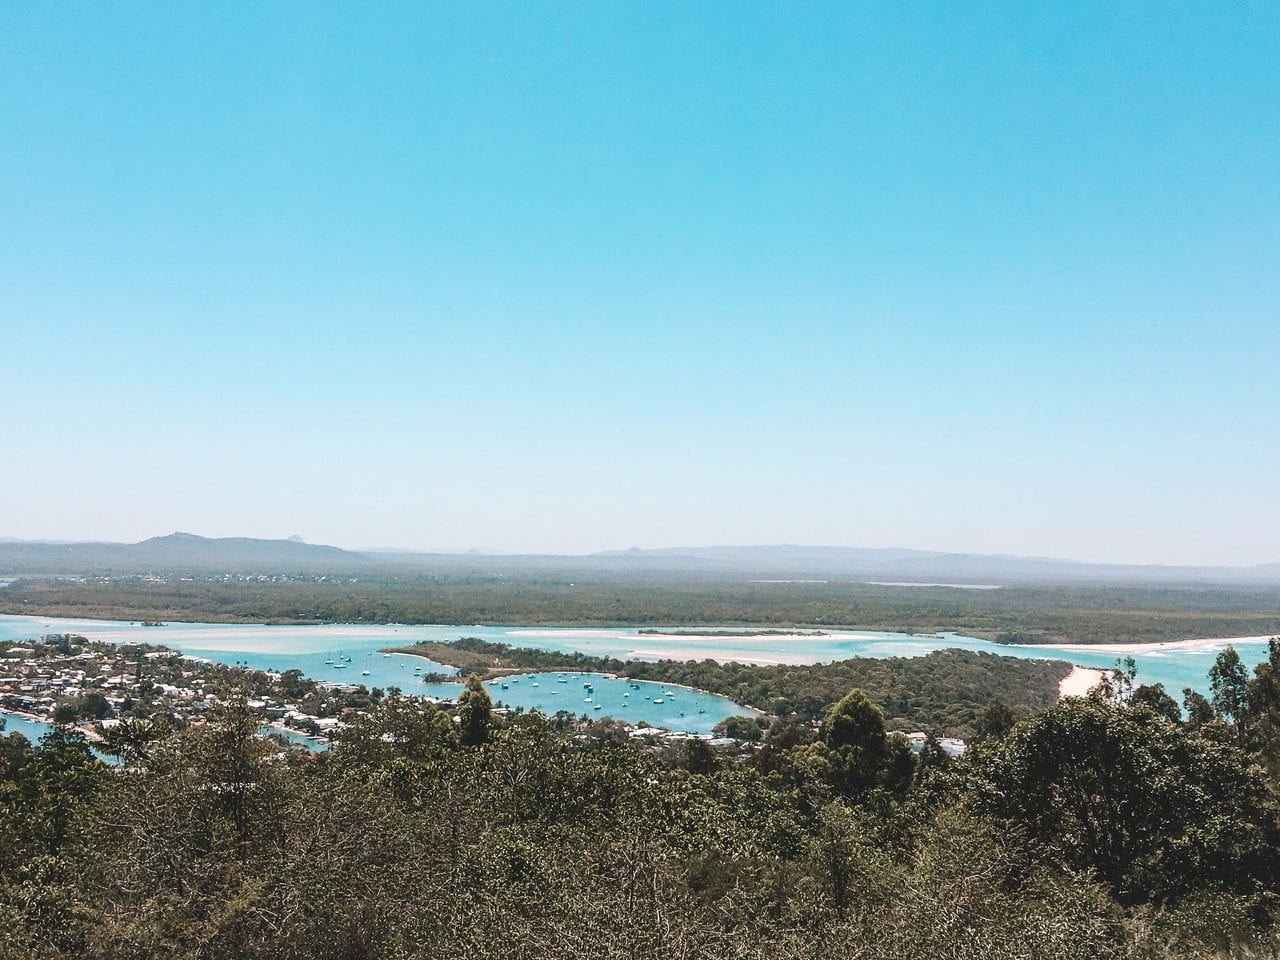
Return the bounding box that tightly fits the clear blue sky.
[2,3,1277,563]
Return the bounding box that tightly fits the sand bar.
[1058,666,1106,699]
[1045,634,1279,656]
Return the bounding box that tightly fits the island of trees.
[388,637,1071,739]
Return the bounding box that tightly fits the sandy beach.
[1046,634,1279,656]
[624,647,815,666]
[1058,666,1106,699]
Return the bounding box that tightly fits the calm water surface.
[2,615,1273,732]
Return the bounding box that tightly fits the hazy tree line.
[5,574,1279,645]
[3,644,1280,958]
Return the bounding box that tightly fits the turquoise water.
[0,710,64,744]
[0,709,325,757]
[259,726,332,751]
[0,710,120,763]
[0,617,756,734]
[2,615,1275,727]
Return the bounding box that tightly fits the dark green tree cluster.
[404,638,1070,738]
[3,649,1280,958]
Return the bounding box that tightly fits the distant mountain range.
[0,533,1278,586]
[0,532,364,575]
[589,544,1280,585]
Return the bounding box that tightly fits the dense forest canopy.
[4,572,1279,644]
[4,643,1280,958]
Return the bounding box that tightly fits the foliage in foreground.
[2,643,1280,959]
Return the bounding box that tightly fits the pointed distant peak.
[286,534,306,544]
[624,546,644,554]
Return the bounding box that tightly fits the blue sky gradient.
[2,3,1277,562]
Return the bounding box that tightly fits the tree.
[823,689,886,754]
[51,703,77,726]
[673,737,717,775]
[713,714,764,741]
[811,689,888,796]
[1183,688,1215,732]
[1131,683,1181,724]
[457,675,492,747]
[79,692,112,721]
[1247,639,1280,775]
[975,700,1017,741]
[880,732,916,795]
[1210,645,1251,738]
[971,696,1280,904]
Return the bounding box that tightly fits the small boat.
[653,698,665,705]
[383,654,391,658]
[332,663,347,670]
[361,670,371,676]
[623,692,629,698]
[501,683,509,690]
[593,705,601,711]
[531,681,539,687]
[584,697,593,703]
[557,678,568,684]
[324,659,334,665]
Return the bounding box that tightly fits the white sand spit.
[1059,666,1107,699]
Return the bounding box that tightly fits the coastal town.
[0,632,970,760]
[0,633,363,752]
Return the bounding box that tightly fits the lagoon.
[2,615,1274,728]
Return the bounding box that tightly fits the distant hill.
[588,544,1280,585]
[0,532,368,575]
[0,534,1277,586]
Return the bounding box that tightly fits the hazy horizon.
[0,529,1276,571]
[3,4,1277,567]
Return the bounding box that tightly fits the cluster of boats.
[313,658,709,720]
[324,653,372,676]
[483,673,708,718]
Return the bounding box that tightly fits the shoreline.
[8,611,1274,655]
[1058,666,1106,699]
[387,648,761,714]
[1042,634,1280,655]
[259,719,333,748]
[0,708,104,742]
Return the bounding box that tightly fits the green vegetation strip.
[390,637,1072,738]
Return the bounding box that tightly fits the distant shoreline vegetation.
[636,628,829,637]
[3,573,1278,645]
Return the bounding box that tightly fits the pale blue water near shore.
[0,708,323,757]
[2,615,1276,733]
[0,710,121,763]
[0,616,752,734]
[0,709,67,744]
